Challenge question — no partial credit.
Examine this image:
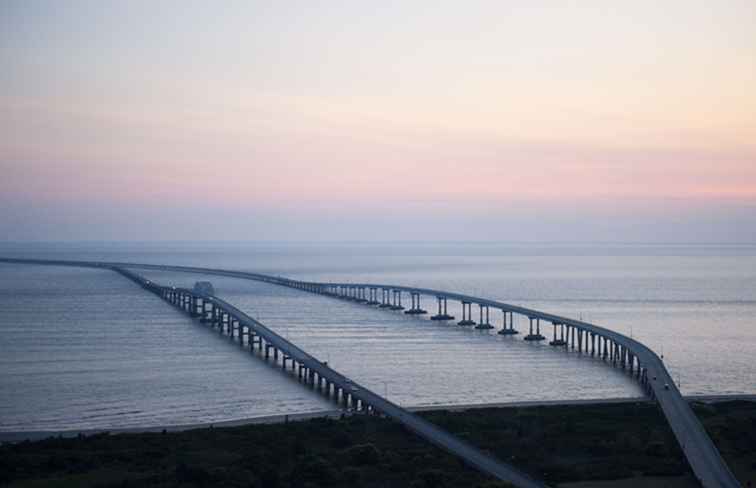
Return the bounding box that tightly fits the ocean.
[1,241,754,431]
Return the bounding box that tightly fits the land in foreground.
[1,400,754,488]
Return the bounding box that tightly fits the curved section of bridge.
[0,257,741,488]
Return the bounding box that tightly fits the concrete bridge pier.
[199,301,210,323]
[475,304,494,329]
[390,290,404,310]
[458,301,476,326]
[367,287,380,305]
[549,322,567,346]
[524,317,546,341]
[404,292,427,315]
[190,297,200,318]
[357,287,368,303]
[498,310,518,335]
[431,296,454,320]
[379,288,392,308]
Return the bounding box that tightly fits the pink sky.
[1,1,755,241]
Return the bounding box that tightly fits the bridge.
[0,257,742,488]
[110,266,544,488]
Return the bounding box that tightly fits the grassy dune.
[1,400,754,488]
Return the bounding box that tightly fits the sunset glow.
[1,1,755,241]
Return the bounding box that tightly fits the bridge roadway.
[110,266,544,488]
[0,257,741,488]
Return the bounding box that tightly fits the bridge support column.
[431,296,454,320]
[200,301,209,323]
[525,317,545,341]
[367,287,379,305]
[475,305,494,329]
[390,290,404,310]
[379,288,392,308]
[498,310,518,335]
[549,322,567,346]
[458,302,475,325]
[405,292,427,315]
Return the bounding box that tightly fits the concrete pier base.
[524,334,546,341]
[549,339,567,346]
[498,328,519,335]
[431,314,455,321]
[404,308,427,315]
[475,322,494,329]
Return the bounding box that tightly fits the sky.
[1,1,755,241]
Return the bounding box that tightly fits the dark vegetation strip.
[2,400,754,488]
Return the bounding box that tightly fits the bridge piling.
[404,292,427,315]
[458,302,475,326]
[390,290,404,310]
[549,322,567,346]
[431,296,454,320]
[498,310,518,335]
[475,304,494,329]
[525,317,546,341]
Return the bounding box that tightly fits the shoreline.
[3,393,754,443]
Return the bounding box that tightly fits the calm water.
[1,242,755,431]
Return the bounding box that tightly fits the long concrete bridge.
[0,257,741,488]
[109,266,544,488]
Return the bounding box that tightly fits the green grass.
[1,400,754,488]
